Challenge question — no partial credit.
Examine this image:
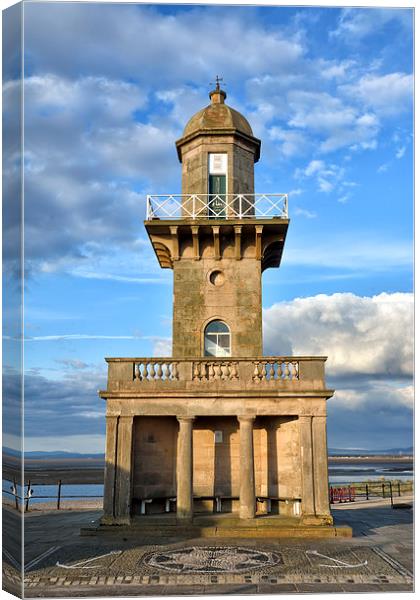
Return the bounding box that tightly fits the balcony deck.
[146,194,288,221]
[102,356,332,396]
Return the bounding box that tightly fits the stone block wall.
[132,416,177,500]
[173,256,262,357]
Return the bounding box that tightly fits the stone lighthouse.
[99,81,342,536]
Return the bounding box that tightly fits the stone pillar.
[312,415,333,524]
[299,415,317,523]
[238,415,256,519]
[114,416,134,525]
[102,416,118,524]
[176,416,195,520]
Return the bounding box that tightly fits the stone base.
[82,513,352,539]
[100,515,131,526]
[301,514,334,526]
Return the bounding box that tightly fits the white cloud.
[332,383,413,411]
[318,59,356,80]
[289,188,303,197]
[24,334,142,342]
[70,271,170,285]
[330,7,412,41]
[295,160,345,194]
[295,207,316,219]
[268,127,308,157]
[286,91,380,153]
[341,72,413,117]
[153,338,172,357]
[337,194,349,204]
[303,160,325,176]
[263,292,413,378]
[55,359,90,370]
[23,4,305,85]
[396,146,406,159]
[377,163,390,174]
[3,73,182,278]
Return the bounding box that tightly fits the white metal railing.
[146,194,288,220]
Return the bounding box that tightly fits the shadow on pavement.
[332,504,413,537]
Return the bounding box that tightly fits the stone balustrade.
[134,360,179,381]
[106,356,328,392]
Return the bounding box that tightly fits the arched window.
[204,320,231,357]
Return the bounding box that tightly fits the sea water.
[328,460,413,484]
[2,481,104,504]
[2,460,413,504]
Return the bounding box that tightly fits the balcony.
[146,194,288,221]
[103,356,329,395]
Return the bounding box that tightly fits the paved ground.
[2,495,414,596]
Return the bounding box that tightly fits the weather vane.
[210,75,225,91]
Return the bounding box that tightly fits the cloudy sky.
[3,1,413,453]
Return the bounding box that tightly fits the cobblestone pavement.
[2,498,414,596]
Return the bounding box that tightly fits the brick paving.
[2,497,414,596]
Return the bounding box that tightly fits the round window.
[209,270,225,286]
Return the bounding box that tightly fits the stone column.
[238,415,256,519]
[299,415,317,523]
[176,416,195,521]
[114,416,134,525]
[102,416,118,524]
[312,415,333,524]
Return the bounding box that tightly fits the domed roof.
[183,91,254,138]
[176,85,260,162]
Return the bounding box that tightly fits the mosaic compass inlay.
[143,546,283,573]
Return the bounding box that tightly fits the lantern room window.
[208,153,227,218]
[204,320,231,357]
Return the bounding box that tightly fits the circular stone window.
[209,270,225,286]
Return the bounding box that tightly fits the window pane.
[205,320,229,334]
[204,337,219,356]
[218,334,230,349]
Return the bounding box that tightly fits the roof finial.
[209,75,226,104]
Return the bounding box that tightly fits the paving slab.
[2,498,414,596]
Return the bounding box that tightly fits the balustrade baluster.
[291,361,299,380]
[231,362,239,379]
[156,362,163,380]
[163,362,170,380]
[253,361,261,383]
[134,363,140,381]
[284,362,291,379]
[171,362,179,380]
[259,362,267,381]
[200,362,207,380]
[269,361,275,381]
[221,363,229,380]
[149,363,156,379]
[208,363,215,381]
[140,363,148,380]
[193,362,200,381]
[215,362,222,380]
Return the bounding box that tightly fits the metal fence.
[3,479,103,511]
[329,481,413,507]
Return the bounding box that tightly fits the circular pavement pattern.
[143,546,282,573]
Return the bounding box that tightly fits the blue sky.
[2,1,413,452]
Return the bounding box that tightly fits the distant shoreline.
[328,455,413,463]
[2,454,413,485]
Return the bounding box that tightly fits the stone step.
[81,523,352,539]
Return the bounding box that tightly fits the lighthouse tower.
[99,82,340,536]
[146,80,288,359]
